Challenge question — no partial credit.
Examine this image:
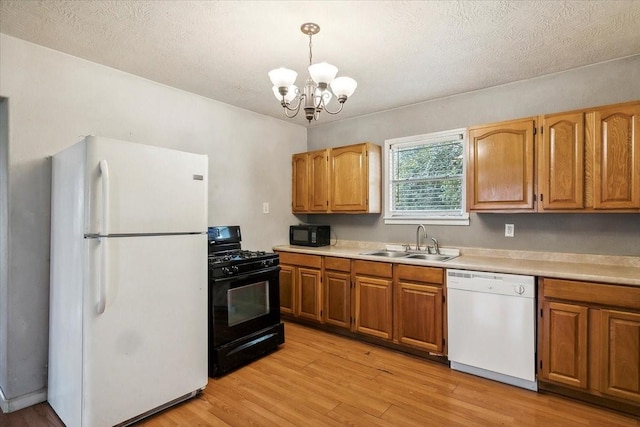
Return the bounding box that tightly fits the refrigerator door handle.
[97,159,110,314]
[99,159,110,236]
[97,237,108,314]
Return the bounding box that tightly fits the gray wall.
[0,34,306,410]
[0,98,8,404]
[307,55,640,256]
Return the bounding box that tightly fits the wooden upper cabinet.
[308,149,329,212]
[538,112,585,210]
[467,118,535,211]
[592,103,640,209]
[292,153,309,213]
[292,150,329,213]
[330,143,381,213]
[291,143,380,214]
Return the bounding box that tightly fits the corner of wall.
[0,97,9,404]
[0,386,48,413]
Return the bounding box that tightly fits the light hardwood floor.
[2,321,639,426]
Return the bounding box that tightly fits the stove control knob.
[222,267,231,275]
[261,260,272,268]
[232,265,239,274]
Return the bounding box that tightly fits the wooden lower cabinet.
[281,253,448,356]
[323,257,351,329]
[277,252,322,323]
[540,301,588,389]
[352,260,393,340]
[600,309,640,403]
[539,277,640,413]
[395,264,445,353]
[353,275,393,339]
[297,267,322,322]
[279,264,295,315]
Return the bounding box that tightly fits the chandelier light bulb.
[330,76,357,100]
[268,68,298,88]
[308,62,338,86]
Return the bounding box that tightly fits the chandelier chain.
[308,34,313,66]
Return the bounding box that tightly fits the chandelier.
[268,22,357,123]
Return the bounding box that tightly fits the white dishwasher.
[446,269,537,391]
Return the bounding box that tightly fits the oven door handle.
[212,266,279,283]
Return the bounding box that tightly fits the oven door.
[209,266,281,348]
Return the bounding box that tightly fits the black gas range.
[207,226,284,377]
[208,249,279,278]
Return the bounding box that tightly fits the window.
[384,128,469,225]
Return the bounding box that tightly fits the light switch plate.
[262,202,270,214]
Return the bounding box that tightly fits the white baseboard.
[0,386,47,413]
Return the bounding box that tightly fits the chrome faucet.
[416,224,427,251]
[430,237,440,254]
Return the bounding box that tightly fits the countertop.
[273,242,640,287]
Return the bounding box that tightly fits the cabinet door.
[353,275,393,340]
[467,119,535,211]
[324,270,351,329]
[330,144,368,212]
[600,309,640,403]
[539,112,585,210]
[396,281,443,353]
[292,153,309,212]
[309,149,329,212]
[541,301,589,389]
[296,268,322,322]
[279,265,295,315]
[593,104,640,209]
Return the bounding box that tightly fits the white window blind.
[384,129,469,225]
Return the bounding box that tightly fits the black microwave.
[289,225,330,247]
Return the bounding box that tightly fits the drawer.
[542,278,640,310]
[353,260,393,278]
[396,264,443,285]
[324,256,351,272]
[277,252,322,269]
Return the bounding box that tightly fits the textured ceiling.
[1,1,640,126]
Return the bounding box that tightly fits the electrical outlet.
[505,224,514,237]
[262,202,270,214]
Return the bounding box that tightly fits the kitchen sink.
[360,250,457,262]
[360,250,410,258]
[405,253,457,262]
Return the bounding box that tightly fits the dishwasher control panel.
[446,269,535,298]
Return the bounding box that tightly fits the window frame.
[383,128,469,226]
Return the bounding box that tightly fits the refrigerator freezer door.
[83,234,207,427]
[84,136,208,235]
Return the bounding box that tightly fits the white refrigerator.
[48,136,209,427]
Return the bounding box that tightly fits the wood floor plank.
[1,321,639,426]
[326,402,398,427]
